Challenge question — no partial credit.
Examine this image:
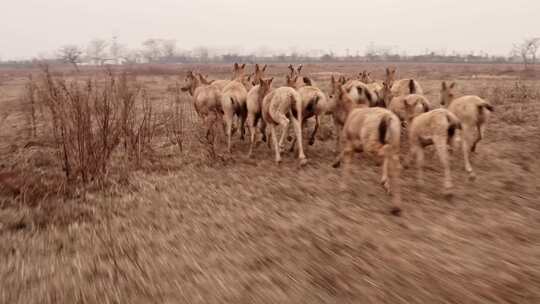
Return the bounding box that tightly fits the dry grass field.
[1,62,539,303]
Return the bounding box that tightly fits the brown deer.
[328,75,375,152]
[253,64,268,86]
[385,67,424,97]
[181,71,223,145]
[285,74,328,152]
[388,94,432,127]
[246,77,274,158]
[262,83,307,166]
[332,85,402,216]
[405,109,461,195]
[218,63,253,153]
[440,81,494,179]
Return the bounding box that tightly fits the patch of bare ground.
[0,63,539,303]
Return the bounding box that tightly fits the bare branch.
[57,45,83,72]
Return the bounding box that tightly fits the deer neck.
[340,96,355,114]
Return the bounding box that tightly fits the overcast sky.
[1,0,539,59]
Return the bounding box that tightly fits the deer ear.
[449,82,456,89]
[241,64,246,69]
[442,81,447,90]
[268,77,274,85]
[421,99,431,112]
[255,64,260,71]
[262,64,267,71]
[297,64,303,73]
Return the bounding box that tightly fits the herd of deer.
[181,63,494,216]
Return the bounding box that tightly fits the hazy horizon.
[2,0,539,60]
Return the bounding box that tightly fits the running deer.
[246,77,274,158]
[385,67,424,97]
[332,86,402,216]
[181,71,223,144]
[440,81,494,179]
[262,83,307,166]
[285,74,328,152]
[219,63,253,153]
[406,109,461,195]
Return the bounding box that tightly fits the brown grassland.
[0,62,539,303]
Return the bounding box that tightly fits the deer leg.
[461,125,475,180]
[434,136,453,194]
[309,115,320,146]
[339,142,354,190]
[277,114,290,153]
[291,116,308,165]
[247,113,256,158]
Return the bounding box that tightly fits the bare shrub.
[481,81,540,125]
[508,82,540,101]
[27,66,158,185]
[164,81,185,152]
[121,86,160,167]
[57,45,83,72]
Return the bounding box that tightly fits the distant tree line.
[1,37,538,70]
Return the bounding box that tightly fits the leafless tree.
[365,42,394,61]
[58,45,83,71]
[123,49,143,65]
[142,39,162,62]
[161,40,177,61]
[110,36,126,64]
[193,46,210,63]
[513,38,540,69]
[87,39,109,65]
